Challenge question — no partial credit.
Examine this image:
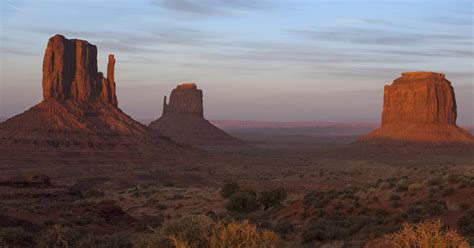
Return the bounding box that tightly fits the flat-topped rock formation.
[149,83,240,146]
[358,72,474,145]
[0,34,177,153]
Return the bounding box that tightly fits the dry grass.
[384,219,469,248]
[210,220,282,248]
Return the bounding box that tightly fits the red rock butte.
[149,83,240,146]
[0,34,177,153]
[358,72,474,145]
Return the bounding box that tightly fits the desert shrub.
[220,182,240,199]
[301,215,371,243]
[460,202,470,210]
[78,233,132,248]
[133,234,174,248]
[389,194,401,202]
[303,190,339,208]
[427,176,443,186]
[0,227,34,247]
[226,190,259,214]
[83,188,105,198]
[35,225,82,248]
[408,183,422,192]
[258,187,287,210]
[135,214,165,232]
[442,187,455,197]
[444,174,461,184]
[422,200,447,216]
[134,218,282,248]
[210,220,283,248]
[384,219,469,248]
[403,207,423,223]
[378,181,390,190]
[395,179,409,192]
[273,220,294,237]
[163,181,175,187]
[160,215,216,248]
[458,211,474,236]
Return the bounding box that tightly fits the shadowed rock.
[149,83,240,146]
[358,72,474,145]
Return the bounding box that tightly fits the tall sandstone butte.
[149,83,240,146]
[42,34,117,105]
[0,34,176,153]
[358,72,474,145]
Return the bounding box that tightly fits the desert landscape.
[1,1,473,248]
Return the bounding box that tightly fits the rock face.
[359,72,474,145]
[149,83,240,146]
[42,34,117,105]
[163,83,204,118]
[0,34,177,154]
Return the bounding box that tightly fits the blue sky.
[1,0,473,124]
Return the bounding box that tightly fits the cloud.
[287,26,471,46]
[149,0,271,17]
[17,26,221,56]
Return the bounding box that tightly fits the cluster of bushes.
[383,219,469,247]
[303,188,359,208]
[134,215,283,248]
[220,182,287,214]
[301,211,373,244]
[400,199,447,223]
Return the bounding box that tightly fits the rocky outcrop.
[149,83,240,146]
[162,83,204,117]
[42,34,117,105]
[0,34,178,154]
[358,72,474,145]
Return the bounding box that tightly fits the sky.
[1,0,473,124]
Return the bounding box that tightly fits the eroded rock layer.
[149,83,240,146]
[359,72,474,145]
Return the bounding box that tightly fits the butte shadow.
[148,83,241,147]
[0,34,182,157]
[357,72,474,146]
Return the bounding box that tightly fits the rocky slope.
[358,72,474,145]
[149,83,240,146]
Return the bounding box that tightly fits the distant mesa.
[149,83,241,146]
[358,72,474,145]
[0,34,176,152]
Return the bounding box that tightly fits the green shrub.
[226,190,259,214]
[220,182,240,199]
[258,187,287,210]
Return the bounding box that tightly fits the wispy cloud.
[149,0,271,17]
[6,3,24,11]
[287,26,471,46]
